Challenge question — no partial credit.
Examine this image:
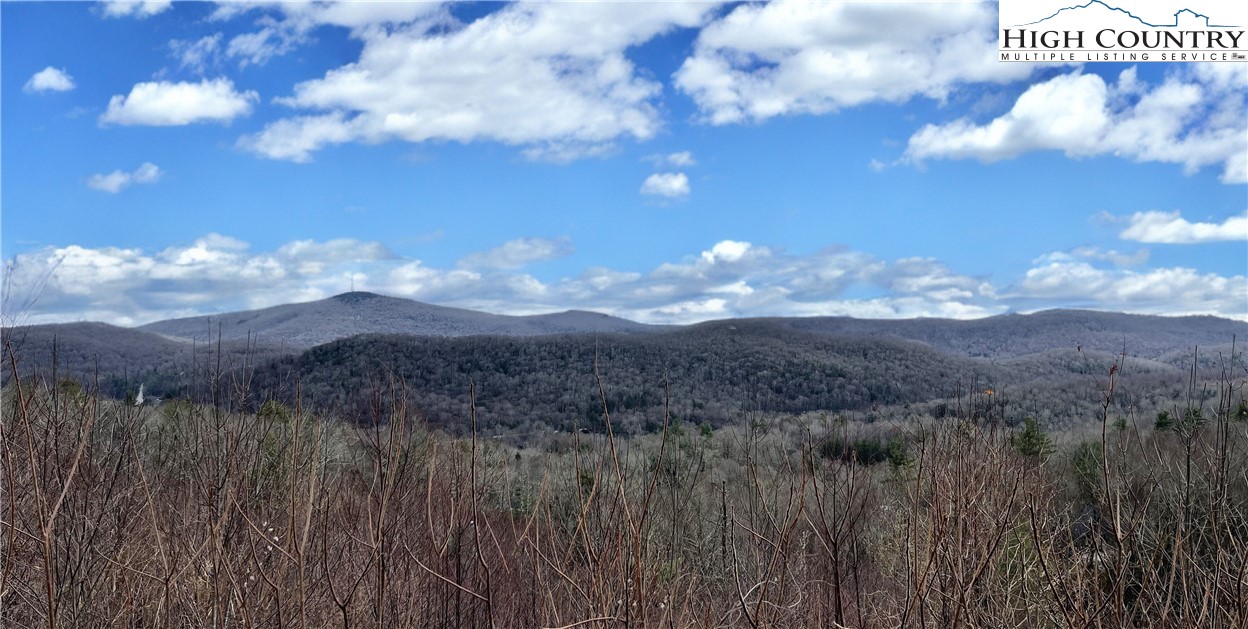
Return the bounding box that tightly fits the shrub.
[1010,417,1054,458]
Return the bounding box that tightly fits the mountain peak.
[331,291,386,304]
[136,291,658,347]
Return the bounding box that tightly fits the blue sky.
[2,1,1245,325]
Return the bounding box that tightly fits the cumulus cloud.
[238,3,714,162]
[8,234,1245,327]
[236,113,355,163]
[424,240,1003,322]
[1118,210,1248,244]
[86,162,163,193]
[641,173,691,199]
[878,257,998,304]
[906,66,1248,184]
[1013,257,1246,319]
[100,78,257,126]
[3,234,398,325]
[98,0,171,18]
[1,235,997,325]
[24,67,75,93]
[676,1,1037,124]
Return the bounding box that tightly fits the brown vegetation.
[2,342,1246,627]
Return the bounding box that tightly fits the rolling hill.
[137,291,663,348]
[768,309,1245,359]
[4,293,1243,433]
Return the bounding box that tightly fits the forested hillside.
[777,309,1245,358]
[249,322,1233,438]
[251,324,999,434]
[6,307,1241,438]
[1,322,287,398]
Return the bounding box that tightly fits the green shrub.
[820,435,910,468]
[1155,410,1172,432]
[1011,417,1054,459]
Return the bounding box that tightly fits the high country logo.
[998,0,1247,62]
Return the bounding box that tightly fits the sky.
[2,0,1245,326]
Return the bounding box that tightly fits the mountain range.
[3,291,1243,434]
[5,290,1244,370]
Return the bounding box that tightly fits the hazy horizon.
[7,288,1248,330]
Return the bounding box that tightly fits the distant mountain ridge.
[757,309,1244,359]
[5,294,1243,430]
[6,292,1244,358]
[13,291,1245,359]
[138,291,663,348]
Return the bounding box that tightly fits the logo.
[999,0,1247,62]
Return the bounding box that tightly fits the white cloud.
[236,113,355,163]
[8,235,1244,327]
[666,151,697,167]
[459,237,573,270]
[520,142,618,164]
[906,66,1248,184]
[215,3,450,67]
[225,26,306,68]
[276,239,397,275]
[170,34,223,74]
[1014,258,1246,319]
[215,0,449,69]
[647,151,696,167]
[100,78,257,126]
[1224,149,1248,186]
[676,1,1037,124]
[239,3,714,162]
[879,257,997,302]
[1,236,995,325]
[98,0,171,18]
[1065,246,1150,268]
[587,241,1001,323]
[24,67,75,93]
[3,234,398,325]
[386,262,483,305]
[1118,210,1248,244]
[86,162,163,193]
[641,172,691,199]
[274,2,445,29]
[907,72,1109,162]
[702,240,751,264]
